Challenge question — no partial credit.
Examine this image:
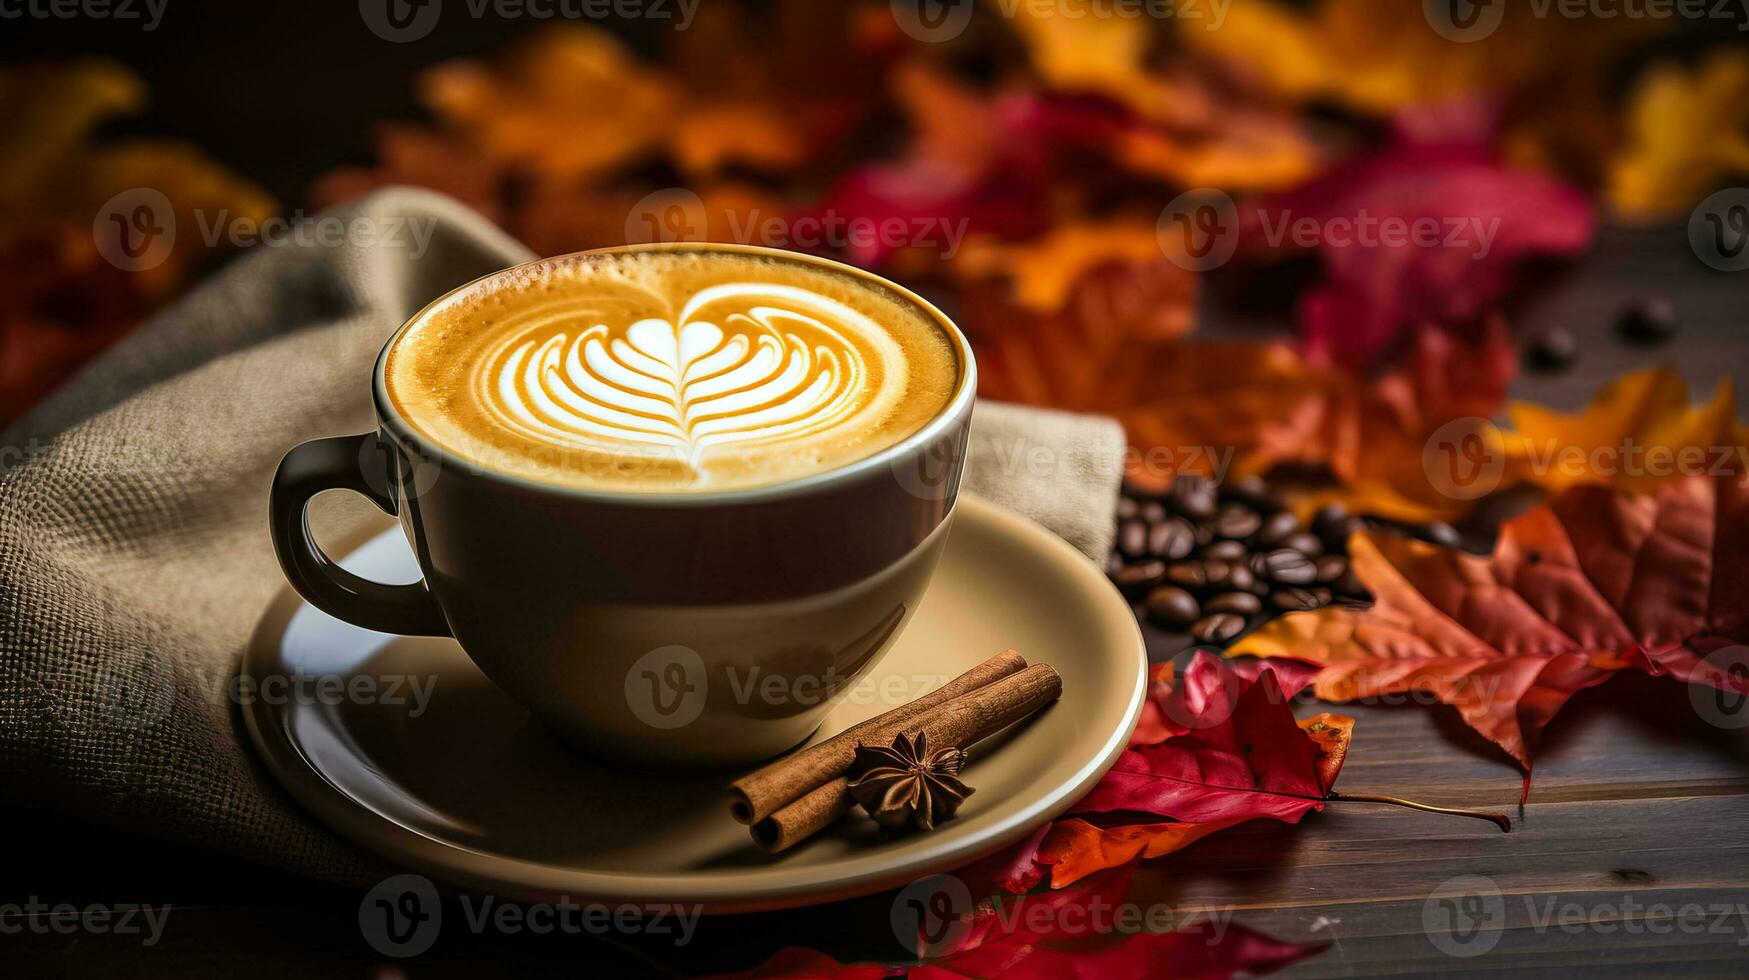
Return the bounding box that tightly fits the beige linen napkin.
[0,189,1123,885]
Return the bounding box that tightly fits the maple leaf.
[1075,653,1355,824]
[1505,367,1749,498]
[1608,50,1749,220]
[1240,140,1594,370]
[1232,472,1749,779]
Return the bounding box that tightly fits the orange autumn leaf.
[419,25,682,183]
[1608,50,1749,220]
[1036,818,1240,889]
[952,217,1178,314]
[1506,367,1749,497]
[967,230,1516,519]
[669,103,807,177]
[1232,472,1749,775]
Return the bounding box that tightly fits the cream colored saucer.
[241,495,1144,912]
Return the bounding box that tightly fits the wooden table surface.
[7,224,1747,977]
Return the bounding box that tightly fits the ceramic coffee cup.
[269,245,975,767]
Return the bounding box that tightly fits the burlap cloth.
[0,190,1124,887]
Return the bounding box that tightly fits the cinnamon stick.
[730,650,1027,825]
[751,663,1062,852]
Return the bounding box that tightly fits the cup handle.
[270,433,451,637]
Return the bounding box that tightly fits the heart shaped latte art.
[479,283,908,471]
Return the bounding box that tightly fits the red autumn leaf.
[1239,140,1594,369]
[1075,653,1355,824]
[1234,471,1749,780]
[1134,656,1323,745]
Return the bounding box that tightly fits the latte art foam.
[384,249,961,492]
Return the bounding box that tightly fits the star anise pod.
[847,731,973,833]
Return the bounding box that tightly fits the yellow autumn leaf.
[1008,0,1163,113]
[1505,367,1749,496]
[1183,0,1647,116]
[1608,50,1749,220]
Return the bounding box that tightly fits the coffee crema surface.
[384,250,962,492]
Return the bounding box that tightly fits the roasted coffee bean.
[1168,474,1218,521]
[1200,539,1249,561]
[1270,587,1326,612]
[1112,560,1166,593]
[1116,496,1139,520]
[1222,475,1281,512]
[1310,504,1349,542]
[1418,521,1463,549]
[1167,561,1208,588]
[1145,586,1201,629]
[1618,296,1678,345]
[1334,568,1371,601]
[1139,500,1169,524]
[1309,587,1333,605]
[1213,503,1262,540]
[1148,517,1197,560]
[1205,591,1263,616]
[1258,548,1317,585]
[1314,555,1348,583]
[1191,612,1247,644]
[1194,523,1216,547]
[1199,559,1234,587]
[1255,511,1300,547]
[1526,327,1577,372]
[1118,519,1148,560]
[1320,514,1364,552]
[1284,532,1324,558]
[1225,564,1256,593]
